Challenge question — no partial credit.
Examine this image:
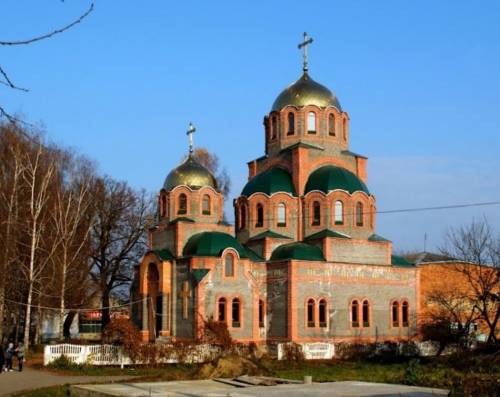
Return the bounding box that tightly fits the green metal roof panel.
[341,150,368,159]
[248,230,293,241]
[270,242,326,261]
[244,247,265,262]
[368,234,391,242]
[280,142,324,154]
[304,165,370,195]
[241,167,297,197]
[192,269,210,284]
[153,248,175,261]
[183,232,249,258]
[305,229,351,240]
[391,255,415,267]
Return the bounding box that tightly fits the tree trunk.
[59,252,67,340]
[101,289,111,331]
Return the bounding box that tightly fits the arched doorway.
[147,263,161,341]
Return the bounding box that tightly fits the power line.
[3,297,146,313]
[217,200,500,226]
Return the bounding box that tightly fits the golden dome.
[271,72,341,112]
[163,155,217,191]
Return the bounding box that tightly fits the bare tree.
[192,148,231,199]
[90,178,152,329]
[0,125,27,343]
[0,3,94,123]
[440,219,500,345]
[51,154,95,340]
[20,138,58,349]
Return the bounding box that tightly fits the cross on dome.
[298,32,313,72]
[186,122,196,155]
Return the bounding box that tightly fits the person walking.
[15,342,25,372]
[5,343,14,371]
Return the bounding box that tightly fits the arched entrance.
[147,263,161,341]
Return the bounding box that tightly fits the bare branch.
[0,65,29,92]
[0,3,94,46]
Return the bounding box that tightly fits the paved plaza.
[71,379,449,397]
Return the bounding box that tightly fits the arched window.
[328,113,336,136]
[256,203,264,228]
[277,203,286,227]
[356,202,364,226]
[160,194,167,217]
[307,112,316,133]
[202,194,211,215]
[319,299,327,328]
[343,118,347,140]
[240,205,247,230]
[307,299,315,327]
[232,298,241,327]
[271,116,278,140]
[287,112,295,135]
[334,200,344,225]
[312,201,321,226]
[224,254,234,277]
[402,301,409,327]
[362,300,370,327]
[258,299,265,328]
[392,301,400,327]
[351,300,359,328]
[178,193,187,215]
[218,298,226,322]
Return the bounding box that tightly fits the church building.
[132,34,417,347]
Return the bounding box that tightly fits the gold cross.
[186,122,196,155]
[298,32,313,72]
[179,281,191,319]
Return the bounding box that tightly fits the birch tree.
[21,140,57,349]
[51,156,95,339]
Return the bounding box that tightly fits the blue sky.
[2,0,499,251]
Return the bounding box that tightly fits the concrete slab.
[71,379,449,397]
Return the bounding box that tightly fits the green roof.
[305,229,350,240]
[183,232,249,258]
[305,165,370,195]
[192,269,210,284]
[391,255,414,267]
[280,142,324,153]
[244,246,265,262]
[368,234,391,242]
[341,150,367,159]
[153,248,175,261]
[241,167,297,197]
[248,230,292,241]
[270,242,325,261]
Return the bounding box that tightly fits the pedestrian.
[15,342,25,372]
[0,344,4,373]
[5,343,14,371]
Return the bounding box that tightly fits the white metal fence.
[43,343,219,366]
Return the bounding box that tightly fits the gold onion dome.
[163,155,217,191]
[271,72,342,112]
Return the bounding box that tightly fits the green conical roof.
[183,231,249,258]
[305,165,369,195]
[270,242,325,261]
[241,167,296,197]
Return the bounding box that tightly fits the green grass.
[15,384,71,397]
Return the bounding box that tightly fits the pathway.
[0,367,132,397]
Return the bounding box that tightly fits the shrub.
[47,354,83,371]
[102,318,141,362]
[281,342,304,362]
